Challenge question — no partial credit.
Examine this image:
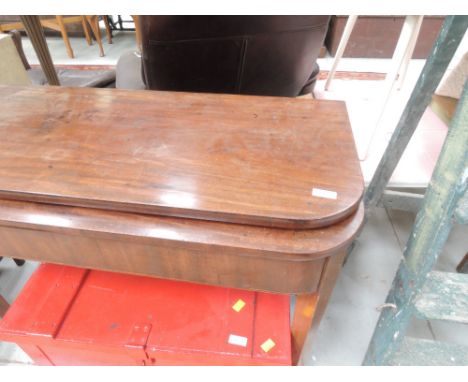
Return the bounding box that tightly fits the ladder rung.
[455,191,468,224]
[390,337,468,366]
[414,271,468,323]
[379,190,424,213]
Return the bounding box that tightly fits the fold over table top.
[0,86,363,229]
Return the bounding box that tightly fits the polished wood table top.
[0,86,363,229]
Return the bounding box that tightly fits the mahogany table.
[0,85,364,364]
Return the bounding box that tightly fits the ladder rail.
[364,15,468,208]
[363,78,468,366]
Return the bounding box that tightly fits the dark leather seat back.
[140,16,330,96]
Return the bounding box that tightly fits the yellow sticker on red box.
[232,299,246,312]
[260,338,276,353]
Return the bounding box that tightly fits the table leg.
[310,250,348,335]
[0,293,9,318]
[291,249,348,365]
[291,293,319,365]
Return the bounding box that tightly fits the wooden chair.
[0,20,24,33]
[83,16,113,57]
[40,16,90,58]
[40,16,112,58]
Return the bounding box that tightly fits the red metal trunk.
[0,264,291,365]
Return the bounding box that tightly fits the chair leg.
[291,293,319,365]
[132,15,142,52]
[360,16,422,161]
[0,294,9,318]
[13,258,25,267]
[456,252,468,274]
[56,15,74,58]
[103,16,113,44]
[81,16,92,46]
[0,257,25,266]
[396,16,424,90]
[86,16,105,57]
[325,15,358,91]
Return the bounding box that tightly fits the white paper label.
[312,188,338,200]
[228,334,248,347]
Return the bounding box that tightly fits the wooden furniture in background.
[4,16,113,59]
[131,15,141,51]
[41,16,112,58]
[0,85,364,364]
[40,16,91,58]
[102,16,113,44]
[0,21,24,33]
[83,16,113,57]
[8,30,116,88]
[0,294,8,318]
[19,16,59,85]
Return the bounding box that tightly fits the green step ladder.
[362,15,468,366]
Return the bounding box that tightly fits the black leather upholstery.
[140,16,330,96]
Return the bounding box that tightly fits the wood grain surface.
[0,86,363,229]
[0,200,364,293]
[0,199,364,260]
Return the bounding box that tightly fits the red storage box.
[0,264,291,365]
